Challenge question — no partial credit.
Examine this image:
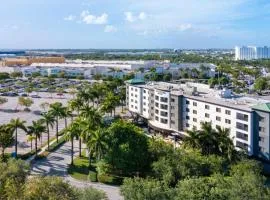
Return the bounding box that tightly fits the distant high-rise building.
[235,46,270,60]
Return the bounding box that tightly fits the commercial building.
[235,46,270,60]
[2,56,65,66]
[126,80,270,160]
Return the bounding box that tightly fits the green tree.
[40,112,55,151]
[64,121,80,165]
[0,125,14,160]
[49,102,65,143]
[77,187,107,200]
[106,120,150,175]
[121,178,172,200]
[87,128,108,161]
[0,97,8,108]
[254,77,268,92]
[27,120,46,157]
[0,159,29,199]
[23,177,77,200]
[8,118,27,158]
[18,97,33,111]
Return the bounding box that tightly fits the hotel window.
[143,96,146,99]
[135,88,137,92]
[225,110,231,115]
[193,110,197,114]
[155,110,159,114]
[143,102,146,105]
[131,88,133,91]
[236,122,248,131]
[225,119,231,124]
[171,120,175,124]
[171,98,175,102]
[160,111,168,117]
[160,104,168,110]
[236,113,248,122]
[161,118,168,124]
[216,125,221,129]
[135,94,137,97]
[186,108,190,112]
[186,123,190,128]
[155,116,159,121]
[131,105,134,108]
[186,100,190,105]
[131,99,134,102]
[236,131,248,141]
[259,127,265,132]
[144,90,146,93]
[160,97,168,103]
[186,116,190,120]
[143,108,146,111]
[155,102,159,107]
[216,107,221,112]
[135,106,137,109]
[193,126,197,130]
[171,106,175,109]
[193,118,197,122]
[131,93,133,96]
[135,100,137,103]
[193,102,197,106]
[259,137,264,142]
[216,116,221,121]
[236,141,248,151]
[171,113,175,117]
[259,116,265,122]
[259,147,265,152]
[155,96,159,100]
[205,113,210,118]
[205,105,210,109]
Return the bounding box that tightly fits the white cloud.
[125,12,147,22]
[64,15,76,21]
[178,24,192,31]
[11,25,19,30]
[124,12,136,22]
[138,12,147,20]
[80,11,108,25]
[104,25,117,33]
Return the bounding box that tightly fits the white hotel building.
[235,46,270,60]
[126,80,270,160]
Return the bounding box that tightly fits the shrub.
[97,174,123,185]
[88,171,97,182]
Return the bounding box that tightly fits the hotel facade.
[126,80,270,160]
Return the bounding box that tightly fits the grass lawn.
[68,154,90,181]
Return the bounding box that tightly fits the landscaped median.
[67,154,123,186]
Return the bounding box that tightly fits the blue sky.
[0,0,270,49]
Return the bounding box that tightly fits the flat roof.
[134,81,270,112]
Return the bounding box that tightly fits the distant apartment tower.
[235,46,270,60]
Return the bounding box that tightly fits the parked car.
[20,93,28,97]
[31,94,41,98]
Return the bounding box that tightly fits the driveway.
[30,141,123,200]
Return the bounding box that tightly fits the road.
[30,141,123,200]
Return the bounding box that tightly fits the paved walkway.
[30,141,123,200]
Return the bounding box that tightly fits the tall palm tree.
[40,112,55,151]
[8,118,27,158]
[63,106,73,128]
[64,121,80,165]
[68,98,82,116]
[183,128,200,149]
[49,102,65,143]
[28,120,46,157]
[87,128,108,162]
[101,91,120,117]
[27,133,35,152]
[216,127,234,161]
[0,125,14,159]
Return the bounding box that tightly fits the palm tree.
[216,126,234,161]
[0,125,14,159]
[87,128,108,162]
[28,120,46,157]
[27,133,35,152]
[64,121,80,165]
[62,106,73,128]
[183,128,200,149]
[68,98,83,116]
[101,92,119,117]
[49,102,65,143]
[40,112,55,151]
[8,118,27,158]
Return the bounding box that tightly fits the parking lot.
[1,92,73,155]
